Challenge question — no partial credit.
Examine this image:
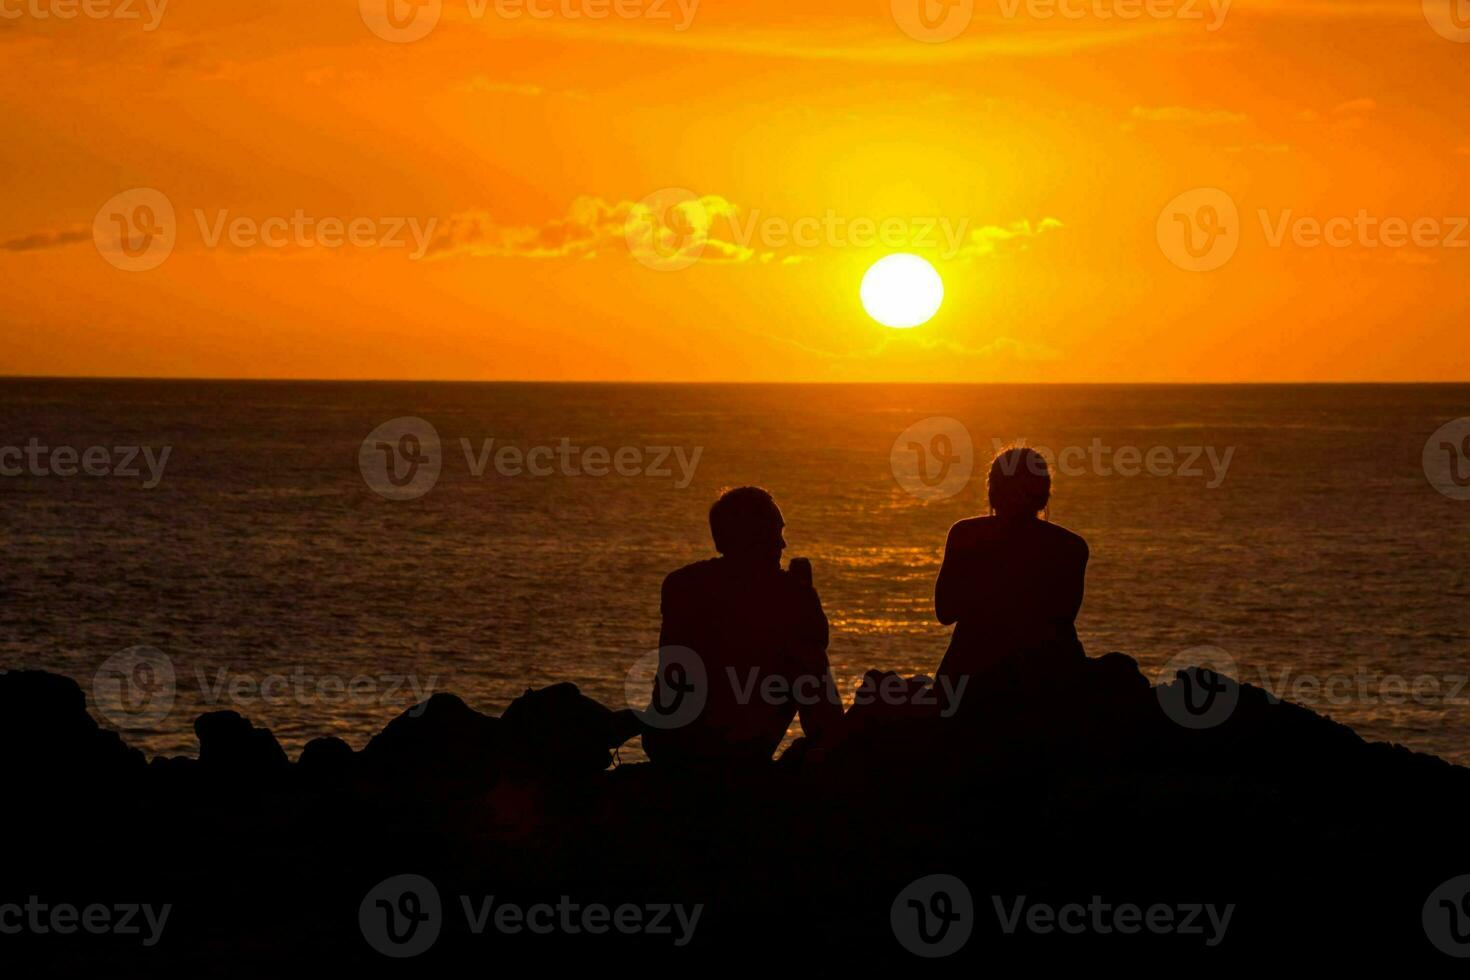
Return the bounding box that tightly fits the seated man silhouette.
[934,447,1089,702]
[642,487,843,765]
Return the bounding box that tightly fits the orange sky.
[2,0,1468,381]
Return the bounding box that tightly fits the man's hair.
[987,446,1051,516]
[709,486,778,554]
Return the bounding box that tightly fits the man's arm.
[791,582,842,746]
[658,569,697,651]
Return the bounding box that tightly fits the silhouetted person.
[642,487,843,765]
[934,448,1089,700]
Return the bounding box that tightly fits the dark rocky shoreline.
[3,651,1468,972]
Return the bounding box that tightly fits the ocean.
[2,379,1467,763]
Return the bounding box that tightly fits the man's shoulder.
[663,558,722,592]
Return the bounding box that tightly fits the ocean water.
[1,380,1467,763]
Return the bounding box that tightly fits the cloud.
[1331,98,1377,116]
[952,218,1062,260]
[424,195,771,264]
[1,227,90,252]
[1128,106,1249,126]
[398,198,1069,269]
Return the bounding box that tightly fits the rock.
[360,692,500,787]
[499,682,619,777]
[298,736,354,774]
[0,670,144,786]
[193,710,289,775]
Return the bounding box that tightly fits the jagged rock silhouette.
[1,654,1466,972]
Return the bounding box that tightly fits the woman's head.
[987,446,1051,519]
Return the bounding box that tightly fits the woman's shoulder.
[945,516,1001,548]
[1035,520,1090,558]
[946,516,1088,556]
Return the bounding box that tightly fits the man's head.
[709,486,785,566]
[987,446,1051,519]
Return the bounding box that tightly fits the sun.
[860,253,944,329]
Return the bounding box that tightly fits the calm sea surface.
[2,380,1467,762]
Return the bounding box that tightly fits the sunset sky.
[3,0,1468,382]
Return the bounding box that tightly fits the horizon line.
[2,374,1468,386]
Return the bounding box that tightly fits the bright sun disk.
[860,253,944,329]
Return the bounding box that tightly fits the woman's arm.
[935,521,1012,625]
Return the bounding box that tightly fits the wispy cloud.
[1,227,89,252]
[953,218,1062,260]
[424,195,772,264]
[1129,105,1249,126]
